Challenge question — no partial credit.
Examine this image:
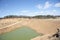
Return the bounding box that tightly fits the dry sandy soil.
[0,18,60,40]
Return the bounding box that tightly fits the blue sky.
[0,0,60,17]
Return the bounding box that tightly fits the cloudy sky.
[0,0,60,17]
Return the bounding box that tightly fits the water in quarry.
[0,27,43,40]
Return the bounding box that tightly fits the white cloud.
[36,4,42,9]
[44,1,52,9]
[34,11,44,14]
[40,11,44,13]
[45,10,57,15]
[52,10,56,14]
[36,1,52,9]
[20,10,29,13]
[55,3,60,7]
[53,10,56,12]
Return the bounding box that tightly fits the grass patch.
[0,27,43,40]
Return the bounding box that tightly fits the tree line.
[0,15,60,19]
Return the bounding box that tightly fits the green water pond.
[0,27,43,40]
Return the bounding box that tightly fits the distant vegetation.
[4,15,31,18]
[0,15,60,19]
[32,15,60,19]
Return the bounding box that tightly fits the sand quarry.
[0,18,60,40]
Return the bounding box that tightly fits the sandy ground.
[0,18,60,34]
[0,18,60,40]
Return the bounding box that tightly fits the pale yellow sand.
[0,18,60,35]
